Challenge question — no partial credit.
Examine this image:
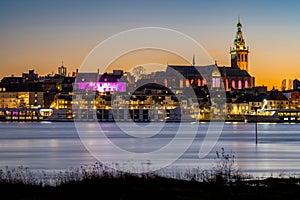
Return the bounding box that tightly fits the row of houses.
[1,66,300,121]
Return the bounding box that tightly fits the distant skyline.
[1,0,300,89]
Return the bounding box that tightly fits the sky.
[1,0,300,90]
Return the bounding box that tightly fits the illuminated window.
[197,79,201,86]
[245,80,249,88]
[186,79,190,87]
[226,79,229,90]
[179,80,183,88]
[231,80,236,89]
[212,78,220,88]
[238,80,242,89]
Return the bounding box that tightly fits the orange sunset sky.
[1,0,300,90]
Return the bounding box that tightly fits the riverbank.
[1,173,300,200]
[1,148,300,200]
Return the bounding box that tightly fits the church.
[166,18,255,91]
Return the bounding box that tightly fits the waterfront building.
[265,89,289,109]
[75,71,126,93]
[0,81,44,108]
[50,94,72,109]
[72,70,128,120]
[228,89,290,117]
[228,93,251,116]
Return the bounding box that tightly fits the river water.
[0,121,300,177]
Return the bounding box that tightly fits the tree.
[132,66,146,81]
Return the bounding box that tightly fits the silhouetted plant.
[194,148,250,184]
[214,147,237,183]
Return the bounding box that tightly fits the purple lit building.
[76,82,126,92]
[75,70,126,92]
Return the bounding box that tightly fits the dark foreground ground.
[1,176,300,200]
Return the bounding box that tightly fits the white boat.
[44,108,74,122]
[244,99,300,123]
[244,109,280,122]
[244,99,280,122]
[0,108,45,121]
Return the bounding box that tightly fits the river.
[0,121,299,177]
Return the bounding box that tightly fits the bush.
[199,148,249,184]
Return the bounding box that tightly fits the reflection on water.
[0,122,300,177]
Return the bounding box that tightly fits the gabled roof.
[218,66,251,77]
[0,82,43,92]
[1,77,23,84]
[166,65,215,77]
[76,73,98,82]
[267,91,288,101]
[251,94,267,102]
[166,65,252,78]
[233,94,253,103]
[99,73,122,82]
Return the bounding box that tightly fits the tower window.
[226,79,229,91]
[238,80,242,89]
[245,80,249,88]
[231,80,236,89]
[245,54,248,62]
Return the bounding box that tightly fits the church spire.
[230,17,249,71]
[234,17,245,49]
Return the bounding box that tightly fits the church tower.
[230,17,249,71]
